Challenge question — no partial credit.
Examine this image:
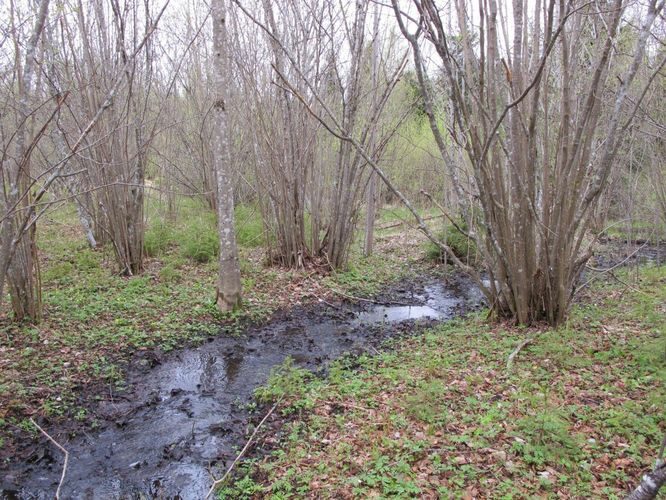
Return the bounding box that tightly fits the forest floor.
[0,199,664,498]
[220,265,666,499]
[0,201,435,460]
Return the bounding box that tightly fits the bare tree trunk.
[212,0,241,312]
[1,0,51,321]
[364,4,381,258]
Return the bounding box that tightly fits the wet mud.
[592,238,666,269]
[1,274,484,499]
[3,239,662,499]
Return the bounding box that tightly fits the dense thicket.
[1,0,663,324]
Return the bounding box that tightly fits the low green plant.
[254,357,313,408]
[43,261,74,284]
[144,221,176,257]
[159,263,182,283]
[426,218,478,264]
[74,249,100,271]
[235,204,265,247]
[217,471,264,499]
[512,407,582,468]
[180,216,219,263]
[404,379,448,424]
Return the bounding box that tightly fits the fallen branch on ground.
[205,398,282,499]
[506,337,535,371]
[626,434,666,500]
[31,418,69,500]
[323,399,373,413]
[304,292,341,310]
[377,213,444,230]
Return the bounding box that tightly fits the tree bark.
[212,0,242,312]
[626,462,666,500]
[1,0,51,321]
[364,4,381,258]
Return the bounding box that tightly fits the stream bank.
[1,273,484,499]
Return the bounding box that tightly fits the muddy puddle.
[1,275,484,499]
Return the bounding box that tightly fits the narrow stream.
[1,275,484,499]
[4,240,664,499]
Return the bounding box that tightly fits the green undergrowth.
[0,199,439,453]
[219,265,666,499]
[144,199,266,263]
[325,205,440,298]
[605,218,666,242]
[426,218,479,265]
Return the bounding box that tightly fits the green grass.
[605,218,666,242]
[218,265,666,499]
[144,200,265,263]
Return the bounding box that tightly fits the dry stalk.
[205,398,282,499]
[30,418,69,500]
[506,337,535,371]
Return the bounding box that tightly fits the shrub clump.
[180,216,219,263]
[426,218,478,265]
[144,221,176,257]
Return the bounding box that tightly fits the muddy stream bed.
[1,274,485,499]
[2,239,662,499]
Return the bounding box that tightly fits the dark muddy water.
[1,275,484,499]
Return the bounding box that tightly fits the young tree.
[235,0,408,270]
[212,0,242,311]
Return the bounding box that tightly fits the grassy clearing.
[0,199,433,453]
[605,218,666,242]
[221,265,666,499]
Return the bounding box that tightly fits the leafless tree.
[235,0,409,269]
[0,0,169,320]
[212,0,242,311]
[0,0,51,321]
[391,0,665,324]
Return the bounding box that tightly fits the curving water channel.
[2,276,484,499]
[3,238,665,499]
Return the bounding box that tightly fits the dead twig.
[323,399,374,413]
[30,418,68,500]
[377,213,444,230]
[506,337,535,371]
[305,292,341,310]
[205,398,282,499]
